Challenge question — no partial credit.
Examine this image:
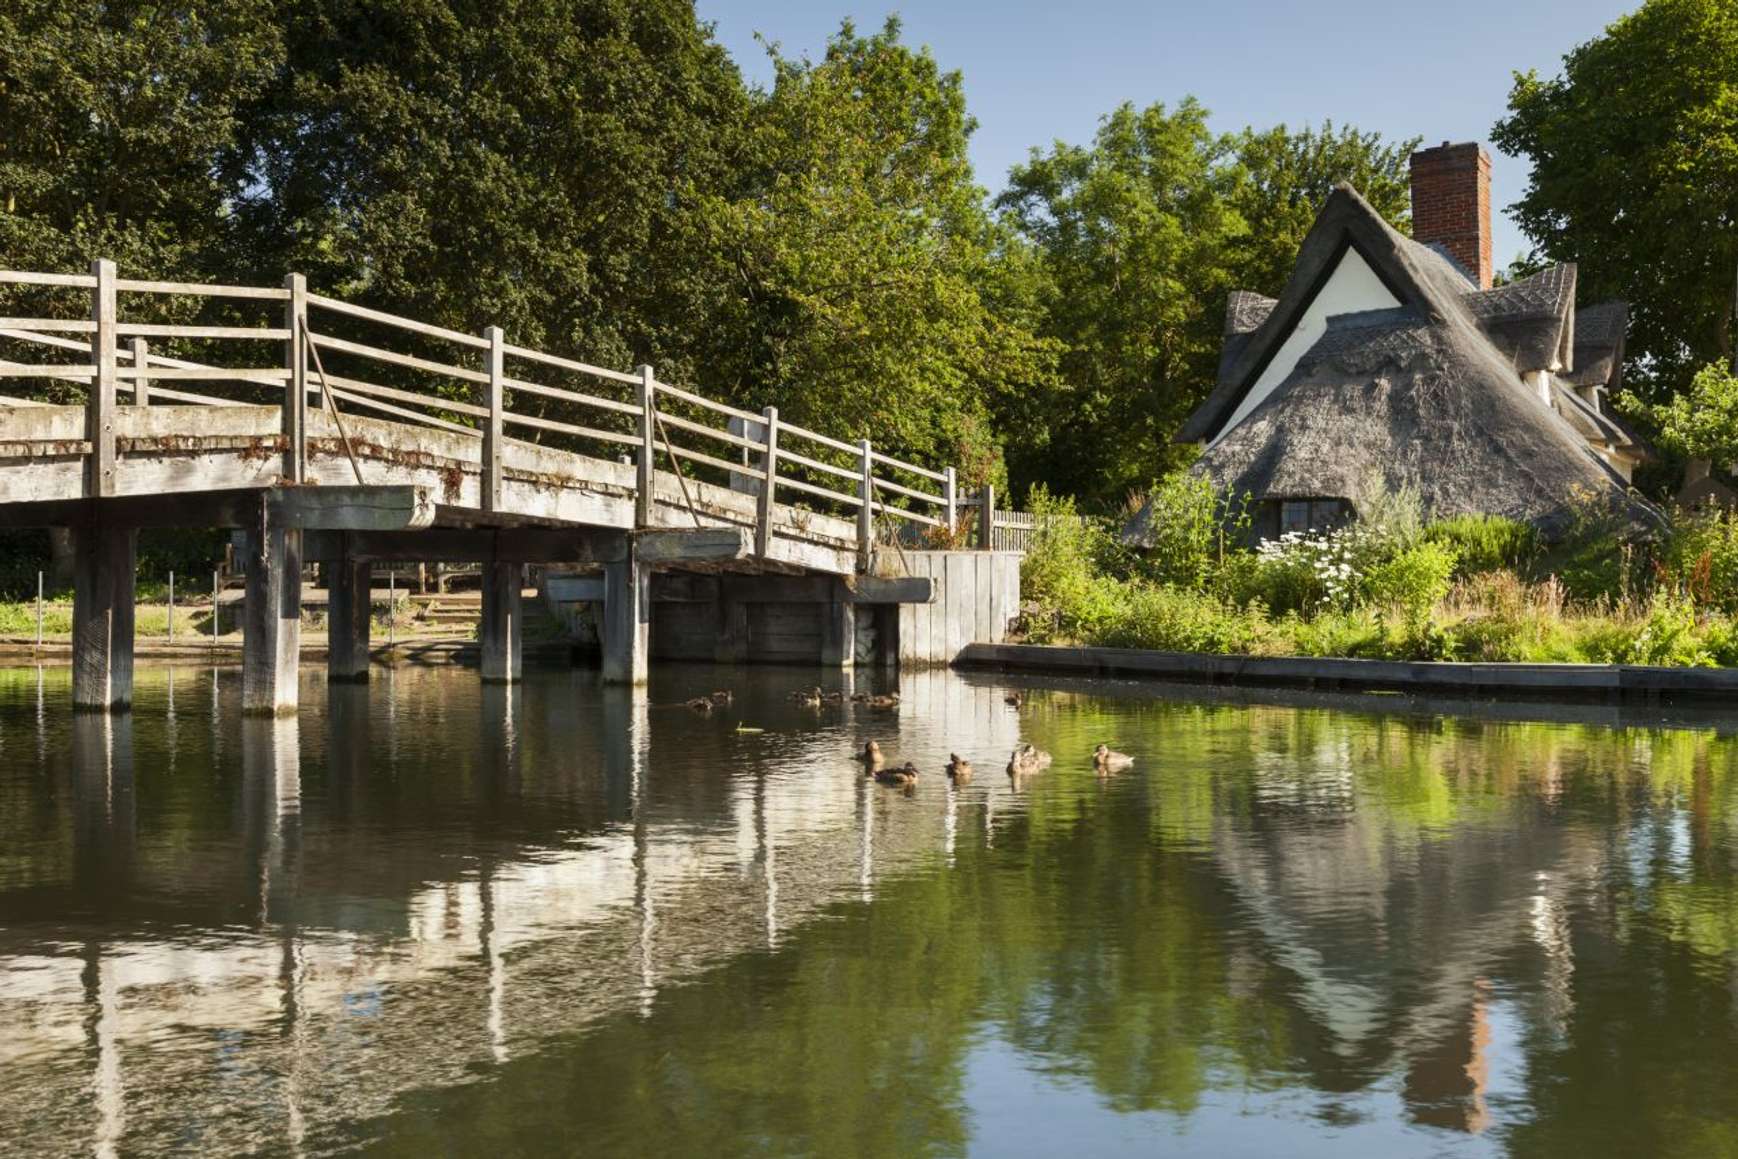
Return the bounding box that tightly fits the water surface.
[3,664,1737,1156]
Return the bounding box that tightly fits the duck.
[1004,692,1024,708]
[874,762,920,787]
[857,740,885,769]
[945,754,973,782]
[684,696,715,714]
[1093,744,1134,773]
[790,687,824,708]
[1006,744,1053,778]
[709,690,733,707]
[821,689,847,704]
[864,693,901,711]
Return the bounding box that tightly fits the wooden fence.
[0,261,962,565]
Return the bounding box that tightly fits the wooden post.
[87,259,117,498]
[480,560,523,684]
[71,521,136,711]
[857,438,874,573]
[328,539,372,682]
[943,467,958,541]
[242,520,303,716]
[36,570,43,651]
[284,273,307,483]
[483,325,504,513]
[820,578,855,669]
[212,570,220,647]
[602,547,649,685]
[129,337,149,407]
[978,484,995,551]
[756,405,779,557]
[634,365,656,528]
[167,571,174,644]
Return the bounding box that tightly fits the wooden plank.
[0,318,97,333]
[307,330,489,384]
[315,372,489,420]
[651,379,762,425]
[0,270,97,288]
[975,551,993,644]
[114,277,289,300]
[483,325,503,513]
[325,385,480,437]
[868,475,944,505]
[500,340,638,384]
[780,423,858,458]
[656,409,766,452]
[661,439,765,481]
[868,449,946,482]
[114,324,291,340]
[302,526,626,564]
[841,575,933,604]
[88,260,116,498]
[756,406,778,557]
[499,374,641,417]
[635,526,751,564]
[285,273,307,483]
[307,292,492,349]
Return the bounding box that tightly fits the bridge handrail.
[0,260,968,563]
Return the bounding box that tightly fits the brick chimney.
[1409,141,1492,289]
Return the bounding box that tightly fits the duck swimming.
[874,762,920,787]
[864,694,901,711]
[709,690,733,706]
[790,687,824,708]
[1006,744,1052,777]
[684,696,715,714]
[1004,692,1024,708]
[857,740,885,769]
[1093,744,1134,773]
[946,754,973,782]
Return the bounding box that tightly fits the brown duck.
[874,762,920,787]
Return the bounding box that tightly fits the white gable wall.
[1212,248,1401,445]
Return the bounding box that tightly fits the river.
[2,663,1736,1156]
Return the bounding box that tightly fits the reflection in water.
[3,667,1738,1155]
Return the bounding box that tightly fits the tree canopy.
[0,2,1419,506]
[1493,0,1738,402]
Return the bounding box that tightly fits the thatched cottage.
[1148,141,1651,543]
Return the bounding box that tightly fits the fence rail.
[0,259,990,565]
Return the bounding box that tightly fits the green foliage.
[998,106,1416,504]
[1126,475,1247,590]
[1425,515,1540,578]
[1622,362,1738,463]
[692,18,1057,476]
[1494,0,1738,401]
[1094,584,1268,653]
[1362,540,1459,627]
[1666,507,1738,612]
[1017,485,1118,642]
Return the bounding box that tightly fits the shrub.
[1250,528,1361,614]
[1019,486,1117,641]
[1664,508,1738,613]
[1124,474,1248,590]
[1362,540,1459,626]
[1426,515,1539,578]
[1095,583,1267,653]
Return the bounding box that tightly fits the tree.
[1624,361,1738,462]
[229,0,748,373]
[1493,0,1738,403]
[690,18,1058,480]
[0,0,283,279]
[999,103,1415,506]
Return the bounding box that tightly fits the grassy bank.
[1021,478,1738,667]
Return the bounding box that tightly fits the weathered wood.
[601,549,649,685]
[857,438,874,572]
[327,544,372,682]
[129,338,149,406]
[114,324,291,341]
[943,467,957,536]
[480,561,523,683]
[114,277,289,300]
[635,366,655,528]
[756,406,779,557]
[634,526,751,564]
[842,575,934,604]
[819,593,855,669]
[71,523,135,711]
[977,484,995,550]
[483,325,504,513]
[285,273,307,482]
[0,484,433,532]
[242,525,302,716]
[304,526,627,565]
[307,292,491,349]
[544,573,606,603]
[307,330,490,384]
[87,259,117,498]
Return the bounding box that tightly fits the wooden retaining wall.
[896,551,1022,668]
[955,643,1738,705]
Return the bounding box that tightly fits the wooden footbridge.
[0,262,1015,714]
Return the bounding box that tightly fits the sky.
[693,0,1638,267]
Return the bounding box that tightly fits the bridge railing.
[0,261,959,563]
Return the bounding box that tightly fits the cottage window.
[1280,501,1311,535]
[1276,498,1350,536]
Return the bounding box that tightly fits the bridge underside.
[0,405,985,714]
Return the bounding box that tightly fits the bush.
[1019,485,1117,642]
[1426,515,1539,578]
[1095,583,1267,653]
[1124,475,1248,590]
[1362,540,1459,626]
[1665,508,1738,613]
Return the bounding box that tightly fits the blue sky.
[693,0,1637,267]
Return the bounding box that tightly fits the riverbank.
[956,642,1738,705]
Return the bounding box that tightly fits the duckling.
[1093,744,1134,773]
[684,696,715,714]
[709,690,733,707]
[945,753,973,782]
[1005,743,1053,778]
[864,693,901,711]
[857,740,885,769]
[874,762,920,787]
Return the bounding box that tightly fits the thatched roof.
[1162,185,1654,538]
